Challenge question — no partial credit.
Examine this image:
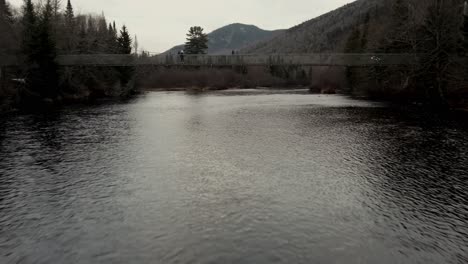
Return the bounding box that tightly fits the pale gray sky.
[9,0,354,53]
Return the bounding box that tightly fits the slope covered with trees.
[245,0,467,108]
[342,0,467,107]
[0,0,19,111]
[0,0,16,53]
[166,23,284,55]
[244,0,383,54]
[1,0,136,111]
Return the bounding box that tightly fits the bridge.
[1,53,431,67]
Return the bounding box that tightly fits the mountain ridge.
[243,0,385,54]
[164,23,284,55]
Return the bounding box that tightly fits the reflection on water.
[0,90,467,264]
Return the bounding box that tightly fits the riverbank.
[134,67,310,90]
[0,81,140,116]
[3,80,468,116]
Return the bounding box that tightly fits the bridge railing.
[1,53,465,67]
[138,53,423,67]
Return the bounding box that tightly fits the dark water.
[0,89,467,264]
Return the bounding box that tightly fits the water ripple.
[0,90,467,264]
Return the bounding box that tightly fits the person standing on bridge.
[178,50,185,63]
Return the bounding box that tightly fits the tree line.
[344,0,468,108]
[1,0,135,109]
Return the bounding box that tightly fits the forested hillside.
[0,0,136,111]
[245,0,467,108]
[166,23,284,55]
[244,0,384,53]
[0,0,16,52]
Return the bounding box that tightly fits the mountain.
[243,0,386,54]
[165,23,284,55]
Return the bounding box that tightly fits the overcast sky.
[9,0,354,53]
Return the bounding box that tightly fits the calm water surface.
[0,89,467,264]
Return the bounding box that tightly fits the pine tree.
[62,0,76,53]
[117,25,132,54]
[21,0,59,101]
[0,0,15,54]
[98,15,108,34]
[50,0,61,43]
[96,15,109,53]
[21,0,37,59]
[463,1,468,53]
[36,0,59,98]
[21,0,41,99]
[117,25,133,85]
[0,0,14,23]
[184,26,208,54]
[106,22,118,53]
[65,0,74,27]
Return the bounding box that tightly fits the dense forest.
[344,0,468,108]
[0,0,136,111]
[245,0,468,108]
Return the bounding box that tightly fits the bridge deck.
[55,54,420,67]
[1,53,464,67]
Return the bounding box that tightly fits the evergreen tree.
[106,22,118,53]
[20,0,59,101]
[50,0,62,42]
[36,0,59,98]
[117,25,132,54]
[463,1,468,53]
[64,0,74,27]
[96,15,109,53]
[184,26,208,54]
[117,25,133,85]
[0,0,15,55]
[21,0,42,99]
[63,0,75,53]
[0,0,14,23]
[21,0,37,59]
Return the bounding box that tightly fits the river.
[0,89,467,264]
